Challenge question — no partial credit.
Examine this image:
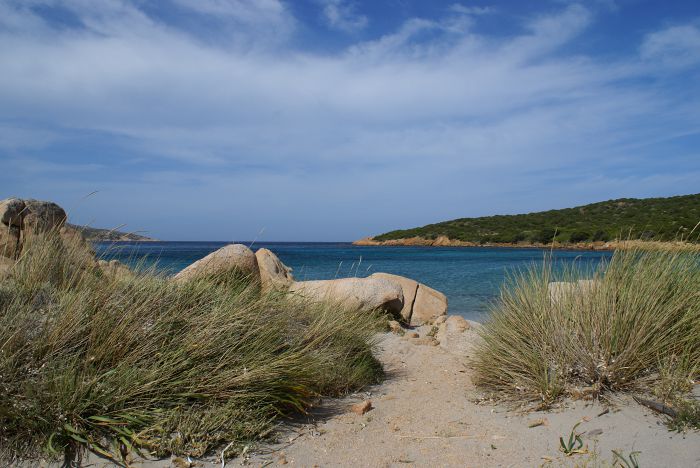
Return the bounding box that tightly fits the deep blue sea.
[94,242,612,322]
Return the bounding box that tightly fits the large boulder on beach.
[0,198,26,228]
[370,272,447,325]
[0,197,68,259]
[23,199,67,233]
[173,244,259,283]
[371,273,418,322]
[411,284,448,326]
[289,277,404,315]
[0,198,26,258]
[256,248,294,291]
[0,225,22,258]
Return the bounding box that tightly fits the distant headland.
[67,223,156,242]
[355,193,700,250]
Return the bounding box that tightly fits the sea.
[94,241,612,322]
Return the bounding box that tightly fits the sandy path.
[233,325,700,468]
[68,322,700,468]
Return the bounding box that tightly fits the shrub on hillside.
[569,231,590,243]
[531,228,557,244]
[592,230,610,242]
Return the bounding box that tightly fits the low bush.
[0,232,383,463]
[568,231,590,243]
[471,248,700,405]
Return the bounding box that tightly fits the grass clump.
[472,248,700,405]
[667,398,700,432]
[0,232,383,464]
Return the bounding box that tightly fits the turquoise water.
[94,242,612,322]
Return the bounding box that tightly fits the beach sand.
[73,322,700,468]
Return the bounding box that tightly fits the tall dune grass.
[472,248,700,405]
[0,232,383,464]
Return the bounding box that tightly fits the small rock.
[388,320,403,334]
[405,332,419,339]
[351,400,372,415]
[445,315,470,332]
[171,457,201,468]
[278,454,288,465]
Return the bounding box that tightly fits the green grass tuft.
[0,231,384,463]
[668,398,700,432]
[471,248,700,405]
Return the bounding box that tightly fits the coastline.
[353,235,700,252]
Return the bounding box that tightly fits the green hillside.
[373,193,700,244]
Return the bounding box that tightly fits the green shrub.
[510,232,527,243]
[471,248,700,404]
[0,232,383,463]
[373,193,700,244]
[569,231,590,243]
[532,228,557,244]
[592,230,610,242]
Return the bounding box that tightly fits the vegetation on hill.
[373,193,700,244]
[472,248,700,423]
[0,232,383,464]
[67,223,156,241]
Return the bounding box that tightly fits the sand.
[51,322,700,468]
[230,326,700,468]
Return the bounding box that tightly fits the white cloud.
[449,4,495,16]
[640,24,700,68]
[320,0,368,33]
[172,0,293,32]
[0,2,699,239]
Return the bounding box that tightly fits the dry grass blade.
[0,230,384,463]
[471,248,700,406]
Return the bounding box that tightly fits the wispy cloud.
[640,23,700,68]
[0,1,698,239]
[449,4,495,16]
[319,0,368,33]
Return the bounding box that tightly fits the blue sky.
[1,0,699,241]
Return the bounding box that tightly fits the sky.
[1,0,699,241]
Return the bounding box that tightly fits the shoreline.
[353,236,615,251]
[353,236,700,252]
